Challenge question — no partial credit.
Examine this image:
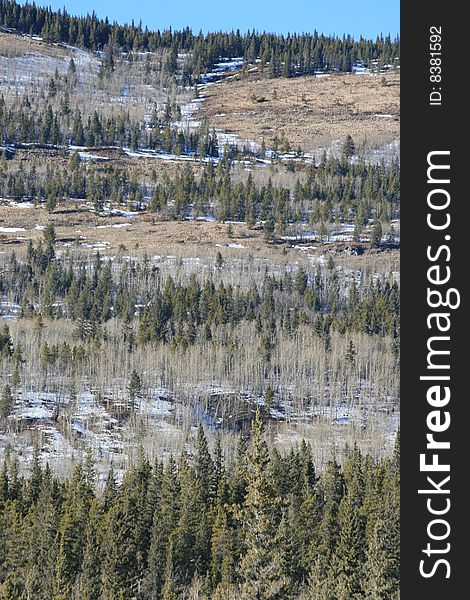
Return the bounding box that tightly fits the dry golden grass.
[203,69,400,149]
[0,203,399,274]
[0,31,72,59]
[0,204,264,256]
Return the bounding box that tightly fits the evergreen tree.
[75,500,103,600]
[145,458,180,598]
[101,481,143,600]
[215,251,224,269]
[342,134,356,159]
[370,220,383,248]
[334,489,366,599]
[127,369,143,410]
[363,506,400,599]
[45,193,57,213]
[345,340,357,367]
[239,410,288,599]
[0,323,13,357]
[0,384,14,419]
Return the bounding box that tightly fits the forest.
[0,225,399,338]
[0,2,400,598]
[0,414,399,600]
[0,0,399,79]
[0,150,400,230]
[0,225,400,464]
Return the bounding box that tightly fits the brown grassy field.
[203,69,400,150]
[0,30,72,59]
[0,203,399,275]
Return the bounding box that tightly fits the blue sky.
[25,1,399,39]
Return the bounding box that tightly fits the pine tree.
[72,111,84,145]
[101,484,142,600]
[210,480,237,593]
[1,500,29,599]
[194,424,216,503]
[334,489,366,599]
[230,434,248,507]
[25,447,42,507]
[264,385,274,411]
[322,447,363,599]
[239,410,288,599]
[127,369,142,411]
[75,500,103,600]
[164,452,212,591]
[103,466,118,511]
[43,222,56,254]
[342,134,356,159]
[0,323,13,357]
[45,193,57,213]
[363,506,400,599]
[53,465,92,600]
[345,340,357,367]
[0,384,14,419]
[370,220,383,248]
[145,458,180,598]
[314,458,344,559]
[68,57,77,78]
[23,468,59,600]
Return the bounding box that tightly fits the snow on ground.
[0,226,26,233]
[141,393,174,419]
[1,300,21,317]
[3,383,183,475]
[78,152,110,161]
[2,368,399,475]
[7,201,35,209]
[123,148,205,163]
[110,209,139,217]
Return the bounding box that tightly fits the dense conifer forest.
[0,0,399,79]
[0,414,399,599]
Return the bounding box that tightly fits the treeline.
[0,229,400,346]
[0,416,399,599]
[1,150,400,224]
[0,94,219,157]
[0,0,399,78]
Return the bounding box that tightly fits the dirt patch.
[203,70,400,150]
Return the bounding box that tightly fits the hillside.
[0,25,399,472]
[0,22,400,476]
[0,2,404,598]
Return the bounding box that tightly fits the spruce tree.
[370,220,383,248]
[75,500,103,600]
[363,506,400,599]
[0,384,14,419]
[145,458,180,598]
[210,480,237,593]
[239,410,287,599]
[127,369,143,411]
[342,134,356,159]
[101,484,142,600]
